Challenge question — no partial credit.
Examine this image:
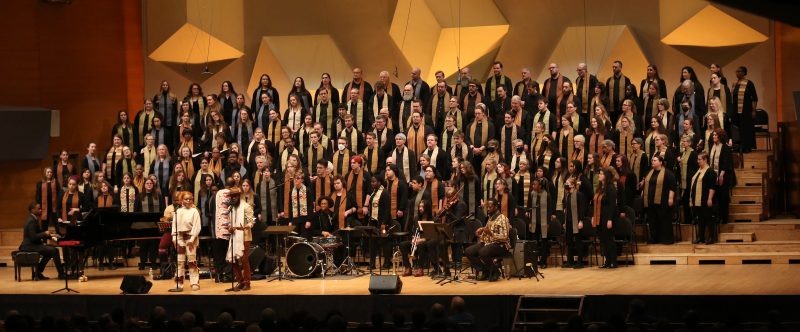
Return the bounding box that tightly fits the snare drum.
[285,236,307,247]
[313,236,342,249]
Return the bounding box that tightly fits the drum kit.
[282,228,363,278]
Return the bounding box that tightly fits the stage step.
[733,186,763,196]
[0,228,22,247]
[741,150,773,161]
[756,136,770,150]
[718,232,755,243]
[0,245,17,265]
[731,194,763,204]
[730,203,763,214]
[635,252,800,265]
[635,242,694,254]
[721,220,800,241]
[730,212,762,223]
[693,241,800,253]
[741,159,769,170]
[737,176,764,186]
[514,295,583,329]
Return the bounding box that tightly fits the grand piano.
[57,207,163,275]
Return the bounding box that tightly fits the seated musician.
[19,202,65,280]
[426,180,467,278]
[400,176,432,277]
[465,198,511,282]
[314,196,345,265]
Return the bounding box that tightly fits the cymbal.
[338,227,358,231]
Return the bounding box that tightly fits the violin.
[436,184,463,222]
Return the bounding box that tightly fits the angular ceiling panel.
[662,5,768,47]
[149,23,243,64]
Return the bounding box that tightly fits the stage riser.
[732,195,763,204]
[634,254,800,265]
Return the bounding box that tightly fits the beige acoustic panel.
[149,23,243,64]
[185,0,244,51]
[389,0,441,77]
[537,25,648,85]
[424,0,506,28]
[662,5,768,47]
[247,35,351,100]
[390,0,508,83]
[431,25,508,84]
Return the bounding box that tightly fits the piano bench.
[12,251,41,282]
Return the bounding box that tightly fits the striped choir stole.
[468,120,490,150]
[391,147,412,182]
[55,163,73,189]
[141,192,162,213]
[628,150,645,179]
[315,174,333,200]
[296,127,314,152]
[577,74,591,114]
[461,93,482,116]
[290,185,308,218]
[332,150,351,177]
[588,132,604,155]
[119,186,136,212]
[282,172,295,219]
[346,170,366,214]
[105,147,123,178]
[541,152,553,172]
[482,171,498,204]
[407,125,426,156]
[136,111,154,146]
[570,113,582,133]
[559,129,575,160]
[515,172,531,207]
[500,125,520,155]
[552,172,566,211]
[306,144,325,175]
[140,147,157,178]
[371,93,390,120]
[450,142,469,161]
[97,194,113,208]
[735,79,749,114]
[423,147,442,168]
[617,129,634,157]
[314,102,334,138]
[708,87,728,114]
[373,128,390,150]
[530,190,548,237]
[533,110,552,134]
[567,192,579,234]
[446,109,464,132]
[592,191,604,227]
[181,158,195,180]
[425,179,441,217]
[286,108,303,131]
[335,193,348,229]
[40,181,57,221]
[134,176,145,193]
[571,149,585,165]
[680,148,694,190]
[340,128,360,154]
[370,186,384,221]
[608,75,626,112]
[530,133,546,160]
[486,75,511,101]
[280,148,299,171]
[599,152,614,169]
[62,191,80,221]
[266,120,282,145]
[429,92,451,125]
[210,158,223,177]
[644,131,657,157]
[364,146,381,174]
[642,168,666,207]
[387,180,399,219]
[346,101,365,130]
[543,75,565,107]
[690,167,709,207]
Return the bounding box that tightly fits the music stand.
[52,242,80,294]
[355,226,381,275]
[264,225,296,282]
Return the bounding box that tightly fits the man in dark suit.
[19,203,65,280]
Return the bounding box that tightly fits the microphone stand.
[225,205,239,292]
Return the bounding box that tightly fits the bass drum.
[286,242,324,278]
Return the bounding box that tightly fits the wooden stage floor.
[3,264,799,296]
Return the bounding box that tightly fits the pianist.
[19,202,65,280]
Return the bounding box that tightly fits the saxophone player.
[465,198,511,281]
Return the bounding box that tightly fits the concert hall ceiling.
[143,0,776,125]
